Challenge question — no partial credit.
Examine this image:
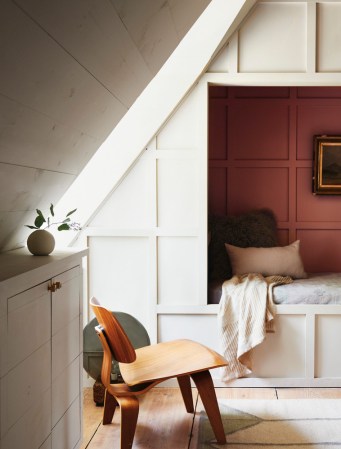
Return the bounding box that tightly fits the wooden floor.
[80,386,341,449]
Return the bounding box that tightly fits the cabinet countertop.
[0,247,88,284]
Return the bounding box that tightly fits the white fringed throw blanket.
[218,273,292,381]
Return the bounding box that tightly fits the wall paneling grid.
[208,86,341,273]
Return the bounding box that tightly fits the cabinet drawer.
[52,356,80,427]
[1,387,51,449]
[39,436,51,449]
[1,342,51,436]
[52,315,80,381]
[5,282,51,375]
[52,396,81,449]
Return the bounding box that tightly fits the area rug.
[198,399,341,448]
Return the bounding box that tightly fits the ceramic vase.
[27,229,55,256]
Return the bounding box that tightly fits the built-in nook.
[208,86,341,273]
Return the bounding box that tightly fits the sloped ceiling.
[0,0,211,251]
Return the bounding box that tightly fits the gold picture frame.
[313,135,341,195]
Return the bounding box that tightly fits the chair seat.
[119,338,227,386]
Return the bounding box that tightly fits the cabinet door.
[1,282,51,443]
[51,266,82,447]
[51,267,80,336]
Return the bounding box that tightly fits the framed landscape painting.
[313,135,341,195]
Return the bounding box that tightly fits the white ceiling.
[0,0,211,251]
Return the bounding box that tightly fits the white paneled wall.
[83,1,341,373]
[158,237,199,306]
[85,85,206,339]
[88,236,151,329]
[158,314,220,347]
[156,87,202,149]
[239,2,307,72]
[90,156,155,229]
[317,2,341,72]
[157,159,199,228]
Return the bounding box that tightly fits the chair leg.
[177,375,194,413]
[116,395,139,449]
[103,390,118,425]
[191,370,226,444]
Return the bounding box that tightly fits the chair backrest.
[90,297,136,363]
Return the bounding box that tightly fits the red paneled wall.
[208,86,341,272]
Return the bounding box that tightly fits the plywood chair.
[90,296,228,449]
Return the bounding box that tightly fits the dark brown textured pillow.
[208,209,278,281]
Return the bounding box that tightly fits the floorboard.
[276,387,341,399]
[83,387,195,449]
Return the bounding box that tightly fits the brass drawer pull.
[48,281,62,292]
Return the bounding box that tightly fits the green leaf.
[50,204,54,217]
[25,225,38,229]
[62,218,71,223]
[34,215,45,228]
[36,209,44,217]
[66,208,77,217]
[58,223,70,231]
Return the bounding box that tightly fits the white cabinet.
[0,248,87,449]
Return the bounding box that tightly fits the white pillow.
[225,240,307,279]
